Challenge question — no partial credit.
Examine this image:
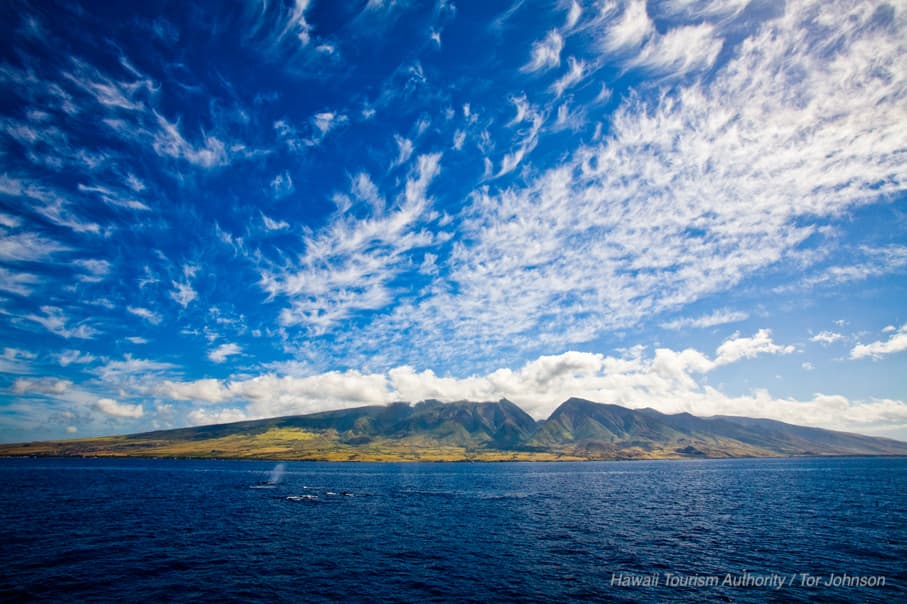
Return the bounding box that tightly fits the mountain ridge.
[2,398,906,461]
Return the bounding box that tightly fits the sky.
[0,0,906,443]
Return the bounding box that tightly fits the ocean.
[0,457,904,602]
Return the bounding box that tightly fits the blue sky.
[1,0,906,442]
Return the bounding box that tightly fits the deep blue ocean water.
[0,457,904,603]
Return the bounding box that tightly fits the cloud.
[58,350,96,367]
[0,232,70,262]
[78,184,150,211]
[628,22,723,75]
[1,177,102,234]
[127,306,163,325]
[24,306,99,339]
[158,378,228,403]
[0,348,37,374]
[170,280,197,308]
[261,153,442,333]
[243,0,314,59]
[713,329,795,366]
[603,0,653,52]
[392,134,414,167]
[187,407,247,426]
[12,377,72,395]
[797,246,907,290]
[0,267,40,296]
[169,265,199,308]
[339,0,907,369]
[564,0,582,29]
[94,356,176,384]
[151,113,229,168]
[95,397,143,418]
[270,171,294,197]
[153,335,905,433]
[73,259,112,282]
[659,0,749,20]
[522,30,564,72]
[262,213,290,231]
[850,324,907,360]
[497,96,544,175]
[209,343,242,363]
[811,331,844,344]
[551,57,586,97]
[661,309,748,330]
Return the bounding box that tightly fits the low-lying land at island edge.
[2,398,906,461]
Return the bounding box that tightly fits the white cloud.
[94,355,176,384]
[58,350,96,367]
[628,22,723,75]
[0,232,69,262]
[169,265,199,308]
[24,306,98,339]
[158,378,228,403]
[0,267,40,296]
[13,377,72,395]
[170,280,197,308]
[658,0,749,20]
[155,337,905,434]
[811,331,844,344]
[73,259,112,282]
[551,57,586,97]
[523,30,564,72]
[452,129,466,150]
[243,0,313,57]
[152,113,229,168]
[0,348,37,374]
[497,96,544,176]
[564,0,582,29]
[713,329,795,366]
[209,343,242,363]
[392,134,414,167]
[78,184,150,211]
[95,397,144,418]
[603,0,653,52]
[797,246,907,290]
[127,305,163,325]
[850,324,907,360]
[187,407,247,426]
[883,325,896,333]
[261,153,442,333]
[341,0,907,368]
[311,112,347,138]
[262,213,290,231]
[661,309,748,330]
[270,171,294,197]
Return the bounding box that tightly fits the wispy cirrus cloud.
[338,0,907,370]
[522,30,564,72]
[127,306,163,325]
[260,153,442,334]
[661,309,749,331]
[23,306,99,340]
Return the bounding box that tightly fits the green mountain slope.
[2,398,906,461]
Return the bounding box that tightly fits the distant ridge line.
[2,398,905,461]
